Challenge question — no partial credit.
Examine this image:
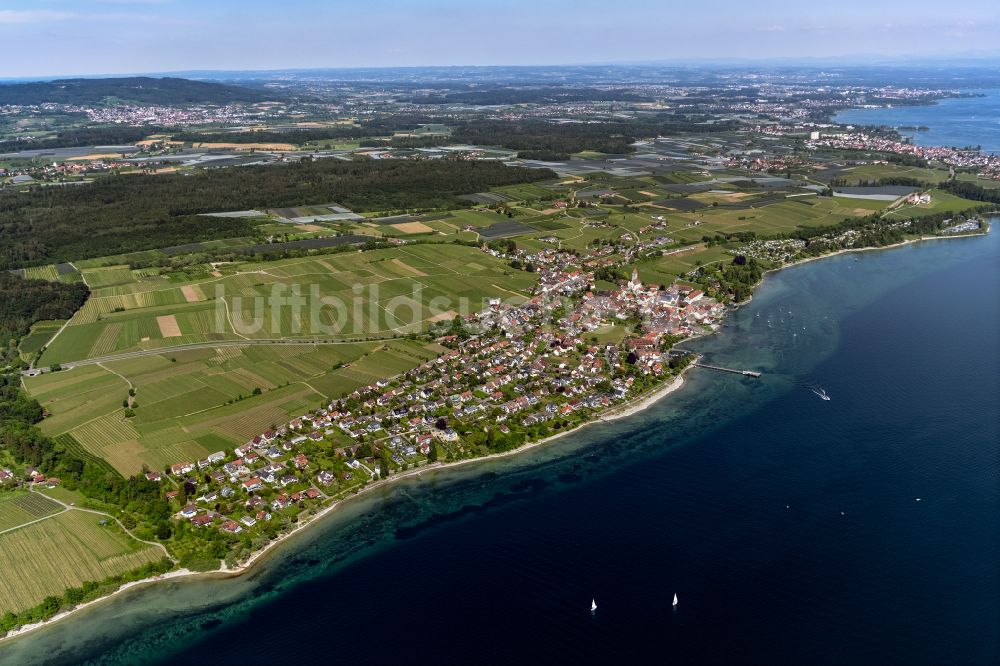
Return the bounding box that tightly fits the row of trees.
[938,180,1000,205]
[827,176,925,188]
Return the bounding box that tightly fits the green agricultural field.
[883,189,983,219]
[0,510,163,615]
[513,214,630,254]
[653,171,713,185]
[57,269,84,284]
[833,164,952,185]
[588,324,630,345]
[26,339,443,475]
[490,182,558,201]
[644,196,889,243]
[17,320,65,360]
[447,209,511,228]
[955,172,1000,189]
[0,492,62,532]
[80,265,140,289]
[21,265,59,281]
[508,187,893,258]
[301,140,361,150]
[637,243,743,284]
[525,218,572,231]
[40,244,535,365]
[24,364,130,436]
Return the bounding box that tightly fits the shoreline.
[0,367,690,646]
[740,228,991,309]
[0,227,988,646]
[185,366,691,576]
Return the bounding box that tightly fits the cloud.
[755,25,785,33]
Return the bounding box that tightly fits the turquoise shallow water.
[2,227,998,665]
[834,88,1000,153]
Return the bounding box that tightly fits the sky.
[1,0,999,78]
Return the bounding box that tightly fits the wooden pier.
[692,363,761,378]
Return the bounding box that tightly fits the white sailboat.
[672,593,678,607]
[591,599,597,612]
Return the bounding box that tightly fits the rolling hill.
[0,76,272,105]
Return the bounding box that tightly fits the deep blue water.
[2,228,998,666]
[834,88,1000,153]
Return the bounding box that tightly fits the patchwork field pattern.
[26,340,440,475]
[40,244,534,365]
[17,320,65,359]
[0,493,62,532]
[156,315,182,337]
[0,511,163,615]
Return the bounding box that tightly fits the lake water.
[834,88,1000,153]
[1,227,998,665]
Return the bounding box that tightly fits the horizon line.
[4,53,1000,83]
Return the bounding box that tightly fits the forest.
[938,180,1000,204]
[172,126,367,144]
[0,158,554,268]
[0,274,173,609]
[0,77,269,106]
[0,273,88,364]
[451,117,741,159]
[0,381,174,534]
[412,87,652,105]
[452,120,637,159]
[0,273,171,560]
[171,116,444,145]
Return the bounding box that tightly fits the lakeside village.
[742,123,1000,182]
[2,252,723,558]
